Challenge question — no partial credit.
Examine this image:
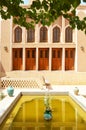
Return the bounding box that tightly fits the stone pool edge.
[0,88,86,125]
[0,90,21,125]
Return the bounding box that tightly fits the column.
[23,47,25,70]
[10,17,13,71]
[36,48,38,70]
[0,16,1,73]
[62,48,65,71]
[61,16,65,43]
[62,16,65,71]
[74,27,78,72]
[35,24,39,43]
[49,48,52,70]
[22,27,26,43]
[48,25,52,43]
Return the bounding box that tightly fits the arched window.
[65,26,72,42]
[53,26,60,42]
[40,26,48,42]
[27,28,35,42]
[14,26,22,43]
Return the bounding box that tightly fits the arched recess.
[27,28,35,42]
[14,26,22,43]
[53,26,60,42]
[65,26,72,42]
[40,26,48,42]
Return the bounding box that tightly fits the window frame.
[65,26,72,43]
[40,26,48,42]
[14,26,22,43]
[27,28,35,42]
[53,26,60,43]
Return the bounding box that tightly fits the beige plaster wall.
[5,71,86,85]
[1,19,12,74]
[1,5,86,81]
[77,30,86,71]
[0,78,1,88]
[77,11,86,71]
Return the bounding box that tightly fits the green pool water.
[0,95,86,130]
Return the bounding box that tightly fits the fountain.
[44,89,52,120]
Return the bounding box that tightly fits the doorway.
[65,48,75,70]
[52,48,62,70]
[12,48,23,70]
[38,48,49,70]
[25,48,36,70]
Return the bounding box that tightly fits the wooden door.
[25,48,36,70]
[52,48,62,70]
[65,48,75,70]
[13,48,23,70]
[38,48,49,70]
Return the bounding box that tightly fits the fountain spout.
[44,90,52,120]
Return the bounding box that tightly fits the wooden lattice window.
[27,28,35,42]
[65,26,72,42]
[53,26,60,42]
[40,26,48,42]
[14,26,22,43]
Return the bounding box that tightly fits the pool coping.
[0,90,21,125]
[0,87,86,125]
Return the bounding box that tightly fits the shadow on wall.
[0,62,6,78]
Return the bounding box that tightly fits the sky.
[23,0,29,4]
[81,0,86,4]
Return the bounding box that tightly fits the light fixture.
[4,46,8,52]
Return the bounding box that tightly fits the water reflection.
[12,98,86,130]
[1,96,86,130]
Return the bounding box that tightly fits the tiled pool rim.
[0,86,86,125]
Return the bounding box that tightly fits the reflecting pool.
[0,95,86,130]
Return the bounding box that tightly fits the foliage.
[0,0,86,33]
